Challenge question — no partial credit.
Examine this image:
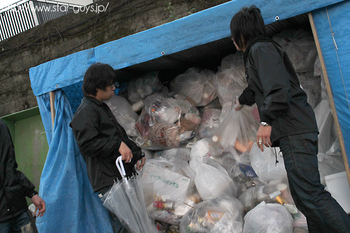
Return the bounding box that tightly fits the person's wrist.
[29,191,38,198]
[260,122,270,127]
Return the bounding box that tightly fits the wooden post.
[49,91,56,130]
[308,12,350,185]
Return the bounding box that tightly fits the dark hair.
[82,63,116,96]
[230,5,267,50]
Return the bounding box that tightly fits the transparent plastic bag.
[135,94,201,149]
[179,196,244,233]
[239,178,292,213]
[127,72,165,103]
[249,143,287,182]
[197,108,221,139]
[214,53,247,106]
[189,138,224,162]
[217,148,259,197]
[171,67,217,106]
[212,104,257,152]
[153,148,191,162]
[243,202,293,233]
[104,95,139,136]
[272,29,317,73]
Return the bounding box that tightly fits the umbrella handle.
[116,156,126,177]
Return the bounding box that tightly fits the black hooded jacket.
[238,37,318,146]
[70,96,143,193]
[0,119,36,222]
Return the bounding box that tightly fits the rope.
[326,7,350,112]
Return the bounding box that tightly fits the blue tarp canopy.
[29,0,350,232]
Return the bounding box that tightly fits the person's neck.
[88,94,102,102]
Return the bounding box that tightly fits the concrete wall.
[0,0,230,117]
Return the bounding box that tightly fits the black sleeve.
[70,107,122,158]
[0,120,36,197]
[16,169,36,197]
[239,86,256,106]
[250,43,291,123]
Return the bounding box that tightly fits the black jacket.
[239,37,318,146]
[0,119,37,222]
[70,96,142,192]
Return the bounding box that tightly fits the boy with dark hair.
[70,63,145,233]
[231,5,350,233]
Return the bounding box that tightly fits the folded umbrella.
[103,156,155,233]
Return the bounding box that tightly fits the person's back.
[231,5,350,233]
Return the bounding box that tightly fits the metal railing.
[0,0,83,41]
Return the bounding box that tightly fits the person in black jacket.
[0,119,46,233]
[70,63,145,233]
[230,5,350,233]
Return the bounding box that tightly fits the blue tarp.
[36,90,113,233]
[312,1,350,164]
[29,0,344,97]
[28,0,350,232]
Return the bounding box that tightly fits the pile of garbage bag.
[102,28,344,232]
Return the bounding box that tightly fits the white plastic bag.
[190,156,237,199]
[249,143,287,182]
[141,157,194,225]
[243,202,293,233]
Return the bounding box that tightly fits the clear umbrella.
[103,156,155,233]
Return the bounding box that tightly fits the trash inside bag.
[212,104,257,152]
[180,196,244,233]
[135,94,200,149]
[141,157,194,224]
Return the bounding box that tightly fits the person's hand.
[119,142,133,163]
[256,125,272,152]
[136,157,146,171]
[31,195,46,217]
[234,96,243,111]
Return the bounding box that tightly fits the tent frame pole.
[308,12,350,185]
[49,91,55,129]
